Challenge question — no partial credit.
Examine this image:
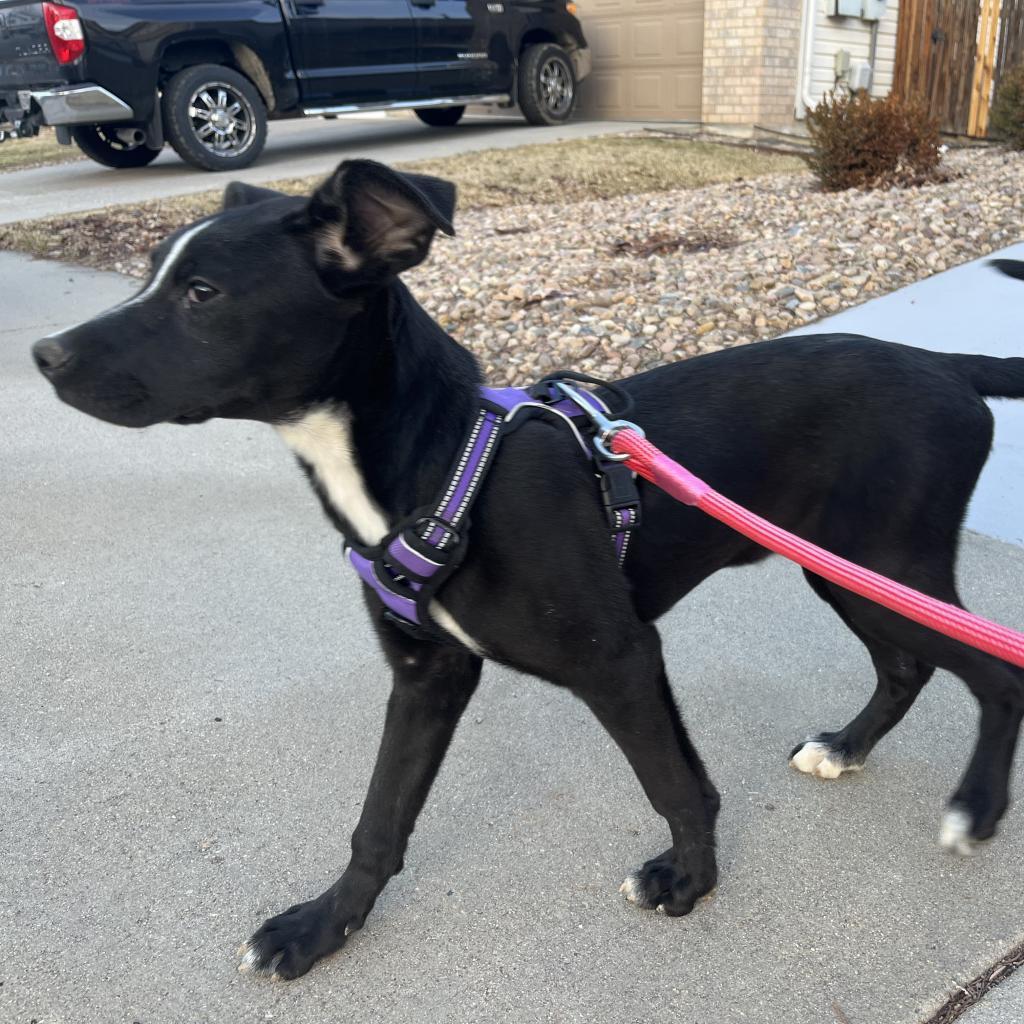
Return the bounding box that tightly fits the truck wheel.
[161,64,267,172]
[70,126,162,169]
[518,44,577,125]
[415,106,465,127]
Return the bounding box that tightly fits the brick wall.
[701,0,804,125]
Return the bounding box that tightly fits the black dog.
[32,162,1024,980]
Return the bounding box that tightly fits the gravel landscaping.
[0,137,802,271]
[5,141,1021,387]
[403,147,1021,386]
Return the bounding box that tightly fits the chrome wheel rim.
[539,58,573,116]
[187,82,256,157]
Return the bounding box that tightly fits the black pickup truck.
[0,1,590,171]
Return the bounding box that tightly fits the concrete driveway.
[0,114,633,225]
[1,247,1023,1024]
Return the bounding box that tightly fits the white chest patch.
[429,601,485,656]
[276,407,485,656]
[275,406,389,545]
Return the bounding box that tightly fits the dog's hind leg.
[570,624,719,916]
[790,570,936,778]
[797,581,1024,852]
[239,628,482,981]
[941,692,1024,853]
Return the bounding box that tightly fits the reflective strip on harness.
[347,382,640,638]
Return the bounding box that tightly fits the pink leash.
[610,429,1024,670]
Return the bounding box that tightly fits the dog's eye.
[186,281,219,305]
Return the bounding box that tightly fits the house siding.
[576,0,901,126]
[806,0,901,107]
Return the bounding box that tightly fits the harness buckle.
[411,515,462,554]
[550,380,645,462]
[599,462,642,529]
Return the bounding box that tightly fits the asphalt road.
[3,249,1024,1024]
[0,114,632,225]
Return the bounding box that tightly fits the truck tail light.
[42,3,86,65]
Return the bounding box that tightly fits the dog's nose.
[32,337,73,377]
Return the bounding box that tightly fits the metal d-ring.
[551,381,645,462]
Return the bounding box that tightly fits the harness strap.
[348,380,642,642]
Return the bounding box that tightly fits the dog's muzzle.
[32,337,74,379]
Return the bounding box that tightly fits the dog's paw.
[939,807,977,856]
[238,899,353,981]
[789,735,864,780]
[619,851,715,917]
[938,799,1003,856]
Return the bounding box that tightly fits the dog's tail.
[990,259,1024,281]
[944,261,1024,397]
[948,354,1024,399]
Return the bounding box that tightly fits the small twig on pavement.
[831,998,852,1024]
[922,937,1024,1024]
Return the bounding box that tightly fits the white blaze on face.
[42,218,218,341]
[119,218,216,310]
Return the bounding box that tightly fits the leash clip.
[550,381,645,462]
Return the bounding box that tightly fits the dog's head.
[31,159,455,427]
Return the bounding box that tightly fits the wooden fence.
[894,0,1024,135]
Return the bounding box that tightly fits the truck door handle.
[411,0,437,7]
[294,0,324,11]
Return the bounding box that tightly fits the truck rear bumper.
[21,84,134,126]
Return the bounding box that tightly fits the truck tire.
[518,43,577,126]
[70,126,162,169]
[161,64,267,172]
[415,106,465,127]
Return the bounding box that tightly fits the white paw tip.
[655,904,666,915]
[237,940,264,974]
[939,808,975,856]
[344,925,354,937]
[619,873,643,903]
[790,740,850,779]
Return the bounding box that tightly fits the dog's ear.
[222,181,288,209]
[306,159,456,278]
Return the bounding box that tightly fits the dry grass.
[0,129,82,172]
[0,135,806,272]
[386,135,806,208]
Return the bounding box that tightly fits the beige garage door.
[577,0,704,121]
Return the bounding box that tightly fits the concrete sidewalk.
[960,977,1024,1023]
[1,251,1023,1024]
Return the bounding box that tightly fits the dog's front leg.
[573,624,720,916]
[239,633,482,980]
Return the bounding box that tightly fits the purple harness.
[347,379,642,641]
